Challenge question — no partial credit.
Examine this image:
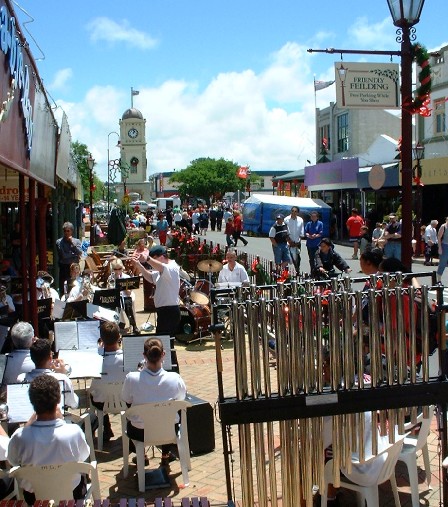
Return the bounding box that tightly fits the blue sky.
[12,0,447,180]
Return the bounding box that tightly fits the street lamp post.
[386,0,425,270]
[412,142,425,256]
[87,153,95,246]
[107,131,120,214]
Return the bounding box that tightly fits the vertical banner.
[334,62,400,109]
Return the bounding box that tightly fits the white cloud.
[49,68,73,91]
[86,17,158,50]
[57,41,324,180]
[347,16,394,50]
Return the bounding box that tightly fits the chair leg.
[176,436,190,486]
[421,443,432,486]
[403,458,420,507]
[97,410,104,452]
[122,430,130,478]
[364,486,379,507]
[390,474,401,507]
[135,441,146,493]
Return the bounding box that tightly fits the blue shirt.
[305,220,323,248]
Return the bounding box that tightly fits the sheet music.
[77,320,101,349]
[7,381,65,423]
[92,306,120,323]
[123,335,172,372]
[87,303,99,319]
[58,349,103,378]
[52,299,66,319]
[54,321,78,351]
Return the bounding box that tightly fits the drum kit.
[177,258,223,341]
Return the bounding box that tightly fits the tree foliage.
[169,157,262,204]
[71,141,104,203]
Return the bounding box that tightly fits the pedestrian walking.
[269,214,290,271]
[383,213,402,260]
[424,219,438,265]
[437,217,448,283]
[284,206,304,273]
[346,208,365,259]
[304,211,323,274]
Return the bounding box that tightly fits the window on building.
[337,113,349,153]
[319,125,330,150]
[434,99,446,135]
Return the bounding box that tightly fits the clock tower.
[119,107,147,185]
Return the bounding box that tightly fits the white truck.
[153,196,181,211]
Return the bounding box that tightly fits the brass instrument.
[36,272,54,299]
[81,274,95,303]
[107,271,116,289]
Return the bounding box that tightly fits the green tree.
[169,157,261,204]
[71,141,104,203]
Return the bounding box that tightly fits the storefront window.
[337,113,349,153]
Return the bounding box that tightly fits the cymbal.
[197,259,223,273]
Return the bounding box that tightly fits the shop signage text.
[0,6,33,152]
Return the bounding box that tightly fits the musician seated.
[18,338,79,409]
[0,284,15,316]
[217,249,249,286]
[8,376,90,504]
[36,271,60,303]
[62,262,82,301]
[111,259,140,335]
[64,264,95,303]
[3,321,35,383]
[121,337,186,466]
[89,321,126,442]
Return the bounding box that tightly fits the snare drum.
[178,304,211,340]
[190,279,212,305]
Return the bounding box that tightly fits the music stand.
[115,277,140,291]
[92,289,120,310]
[37,297,52,320]
[62,300,88,320]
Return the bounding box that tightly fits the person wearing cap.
[383,213,402,260]
[132,245,181,336]
[269,214,290,271]
[313,238,351,279]
[346,208,365,260]
[304,211,323,273]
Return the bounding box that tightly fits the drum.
[190,279,211,305]
[178,304,211,340]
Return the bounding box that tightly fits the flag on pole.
[314,80,335,91]
[132,89,140,96]
[237,166,249,179]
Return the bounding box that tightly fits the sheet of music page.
[122,335,172,372]
[7,381,65,423]
[54,321,78,350]
[77,320,101,349]
[52,299,66,319]
[58,349,103,378]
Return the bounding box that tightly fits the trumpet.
[36,274,54,299]
[107,271,116,289]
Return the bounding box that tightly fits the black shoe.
[132,455,149,466]
[103,427,114,442]
[133,327,141,334]
[160,452,177,467]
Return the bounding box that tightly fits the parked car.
[129,200,151,212]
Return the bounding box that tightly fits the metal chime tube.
[382,286,395,386]
[315,293,324,393]
[408,286,417,384]
[248,300,262,399]
[368,287,381,387]
[421,285,430,383]
[342,291,354,389]
[233,301,248,400]
[259,298,272,396]
[329,293,340,391]
[395,286,407,385]
[355,291,364,389]
[288,296,300,395]
[303,294,315,394]
[274,297,288,396]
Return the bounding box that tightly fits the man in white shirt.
[424,219,439,266]
[218,249,250,285]
[89,321,126,442]
[8,375,89,503]
[284,206,304,273]
[19,338,79,409]
[4,321,35,384]
[133,245,181,336]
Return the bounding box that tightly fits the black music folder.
[115,276,140,291]
[92,289,121,310]
[37,297,52,320]
[62,300,88,320]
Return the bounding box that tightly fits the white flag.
[314,80,335,91]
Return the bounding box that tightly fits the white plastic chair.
[321,435,405,507]
[9,460,101,503]
[88,381,127,451]
[398,405,435,506]
[122,399,192,492]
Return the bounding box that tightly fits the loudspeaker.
[186,394,215,454]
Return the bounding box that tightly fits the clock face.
[128,128,138,139]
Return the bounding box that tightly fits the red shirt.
[346,215,364,237]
